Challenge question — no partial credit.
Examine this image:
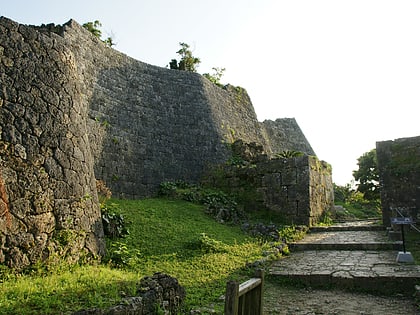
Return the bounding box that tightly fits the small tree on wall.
[203,67,226,86]
[82,20,115,47]
[169,42,201,72]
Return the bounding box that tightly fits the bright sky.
[2,0,420,185]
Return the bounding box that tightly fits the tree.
[353,149,380,200]
[82,20,102,38]
[82,20,115,47]
[169,42,200,72]
[203,67,226,86]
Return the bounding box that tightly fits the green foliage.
[104,240,139,268]
[203,67,226,87]
[169,42,200,72]
[353,149,380,200]
[276,150,304,158]
[201,190,245,223]
[101,203,129,239]
[334,183,381,220]
[82,20,102,38]
[226,155,246,167]
[278,225,308,243]
[158,181,178,196]
[318,210,334,226]
[0,265,138,315]
[196,233,228,254]
[158,181,246,224]
[333,183,354,203]
[54,229,80,247]
[82,20,115,47]
[0,197,303,313]
[103,37,115,47]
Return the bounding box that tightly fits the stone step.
[309,225,386,232]
[269,250,420,296]
[289,241,402,251]
[289,230,399,251]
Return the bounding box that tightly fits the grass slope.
[0,198,269,314]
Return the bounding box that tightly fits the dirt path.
[263,282,420,315]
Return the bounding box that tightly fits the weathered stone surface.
[262,118,316,156]
[0,16,105,269]
[204,141,333,225]
[376,136,420,226]
[0,16,328,269]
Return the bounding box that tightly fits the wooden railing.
[224,270,264,315]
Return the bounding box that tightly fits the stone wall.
[262,118,316,156]
[260,156,333,225]
[0,16,328,268]
[204,143,333,226]
[0,17,105,269]
[376,136,420,226]
[1,17,316,201]
[58,20,270,198]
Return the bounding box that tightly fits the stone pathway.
[269,220,420,296]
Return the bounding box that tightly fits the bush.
[101,203,129,239]
[197,233,228,254]
[158,181,246,224]
[334,183,381,219]
[158,181,178,197]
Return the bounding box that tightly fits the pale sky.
[2,0,420,185]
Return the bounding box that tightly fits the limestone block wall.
[259,156,333,225]
[48,20,267,198]
[0,16,327,268]
[376,136,420,226]
[207,155,334,226]
[262,118,316,156]
[0,17,105,269]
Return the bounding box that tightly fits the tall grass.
[0,198,272,314]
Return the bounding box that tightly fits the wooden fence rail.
[224,269,264,315]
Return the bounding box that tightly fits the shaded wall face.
[260,156,333,225]
[0,17,104,269]
[51,24,268,199]
[87,66,232,198]
[261,118,316,156]
[376,136,420,226]
[206,155,333,226]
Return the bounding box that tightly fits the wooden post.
[225,269,264,315]
[225,280,239,315]
[255,269,264,315]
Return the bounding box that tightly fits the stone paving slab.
[270,221,420,295]
[270,250,420,295]
[310,220,385,232]
[290,230,402,251]
[296,230,393,244]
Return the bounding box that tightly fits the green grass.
[0,198,274,314]
[334,200,381,220]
